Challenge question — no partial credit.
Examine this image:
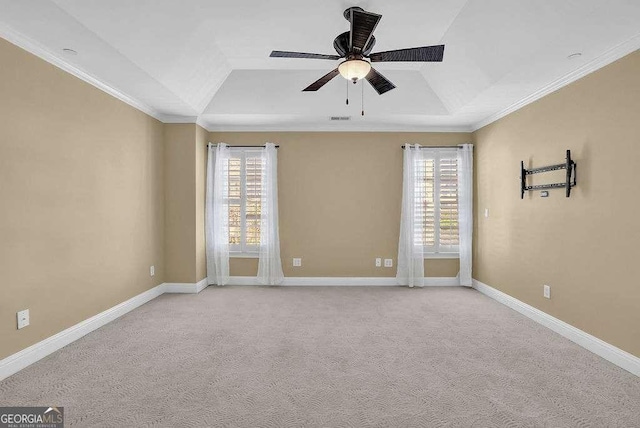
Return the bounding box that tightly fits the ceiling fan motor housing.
[333,32,376,57]
[343,6,364,20]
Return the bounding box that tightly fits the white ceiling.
[1,0,639,131]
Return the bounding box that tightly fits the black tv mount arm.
[520,149,577,199]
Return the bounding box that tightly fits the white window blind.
[414,151,459,254]
[227,149,264,254]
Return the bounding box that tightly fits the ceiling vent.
[330,116,351,121]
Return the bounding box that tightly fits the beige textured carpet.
[1,286,639,427]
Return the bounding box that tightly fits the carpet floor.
[1,286,638,427]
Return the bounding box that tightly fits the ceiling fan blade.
[365,68,396,95]
[270,51,341,60]
[303,69,341,91]
[369,45,445,62]
[349,9,382,53]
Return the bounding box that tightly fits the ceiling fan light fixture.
[338,59,371,82]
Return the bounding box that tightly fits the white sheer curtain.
[457,144,473,286]
[396,144,426,287]
[205,143,230,286]
[257,143,284,285]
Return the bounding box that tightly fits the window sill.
[230,252,259,259]
[424,253,459,259]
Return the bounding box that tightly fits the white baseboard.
[283,276,396,286]
[472,279,640,377]
[163,278,208,294]
[0,284,165,382]
[227,276,460,286]
[195,278,208,293]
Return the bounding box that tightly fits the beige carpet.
[1,286,638,427]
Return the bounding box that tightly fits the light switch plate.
[293,258,302,267]
[150,265,155,277]
[484,208,489,218]
[17,309,29,329]
[384,259,393,268]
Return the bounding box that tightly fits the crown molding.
[160,115,199,124]
[472,33,640,131]
[0,22,166,123]
[201,122,474,133]
[196,117,212,131]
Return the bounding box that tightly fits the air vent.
[330,116,351,121]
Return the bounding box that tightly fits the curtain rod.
[401,145,462,149]
[208,143,279,148]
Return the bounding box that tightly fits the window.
[414,150,459,256]
[226,149,264,256]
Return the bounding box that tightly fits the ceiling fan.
[269,6,445,95]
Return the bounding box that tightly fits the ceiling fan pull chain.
[361,80,365,116]
[346,79,349,105]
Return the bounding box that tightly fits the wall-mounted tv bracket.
[520,149,577,199]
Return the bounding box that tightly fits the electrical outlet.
[384,259,393,268]
[543,285,551,299]
[293,258,302,267]
[484,208,489,218]
[375,258,382,267]
[150,265,155,277]
[17,309,29,329]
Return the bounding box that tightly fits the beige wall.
[0,38,165,359]
[164,124,196,283]
[473,50,640,357]
[164,124,209,284]
[195,125,208,281]
[209,132,469,277]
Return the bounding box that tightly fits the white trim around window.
[424,252,459,259]
[230,252,259,258]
